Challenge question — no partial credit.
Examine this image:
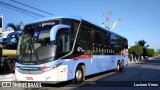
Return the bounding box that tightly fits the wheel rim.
[76,70,82,81]
[117,63,120,70]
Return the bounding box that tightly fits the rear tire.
[120,61,124,71]
[115,61,123,72]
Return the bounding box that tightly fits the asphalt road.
[1,57,160,90]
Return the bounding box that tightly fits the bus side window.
[79,24,92,55]
[56,28,71,58]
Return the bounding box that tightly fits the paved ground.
[0,57,160,90]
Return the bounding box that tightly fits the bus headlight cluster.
[40,66,52,72]
[40,63,61,72]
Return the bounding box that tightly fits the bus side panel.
[58,55,128,81]
[59,59,92,81]
[90,55,114,74]
[63,57,113,77]
[124,55,128,66]
[87,55,127,75]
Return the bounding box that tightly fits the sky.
[0,0,160,50]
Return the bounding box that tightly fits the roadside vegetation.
[155,49,160,57]
[129,40,155,61]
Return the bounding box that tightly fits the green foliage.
[130,40,156,58]
[137,40,149,47]
[142,48,148,57]
[5,22,23,31]
[137,40,149,58]
[147,48,155,57]
[129,45,143,56]
[137,40,146,47]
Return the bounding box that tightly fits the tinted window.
[71,20,80,35]
[105,31,111,47]
[95,31,104,44]
[80,25,92,42]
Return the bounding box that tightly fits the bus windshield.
[17,21,58,64]
[16,19,80,64]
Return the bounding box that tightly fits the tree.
[137,40,146,47]
[5,22,23,49]
[147,48,155,57]
[129,45,143,61]
[137,40,149,58]
[129,45,143,56]
[5,22,23,31]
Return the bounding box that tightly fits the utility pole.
[103,12,122,30]
[103,12,112,29]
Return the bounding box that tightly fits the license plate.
[26,77,33,80]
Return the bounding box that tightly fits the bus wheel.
[73,66,84,84]
[115,61,122,72]
[120,61,124,71]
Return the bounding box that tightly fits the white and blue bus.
[15,15,128,84]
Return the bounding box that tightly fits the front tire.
[73,66,84,84]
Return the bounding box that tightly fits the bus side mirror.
[50,25,71,41]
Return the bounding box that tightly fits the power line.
[0,1,45,18]
[11,0,54,16]
[117,21,160,32]
[0,1,44,17]
[0,4,39,19]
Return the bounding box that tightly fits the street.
[0,58,160,90]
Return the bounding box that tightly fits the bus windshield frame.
[17,21,58,65]
[16,19,80,65]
